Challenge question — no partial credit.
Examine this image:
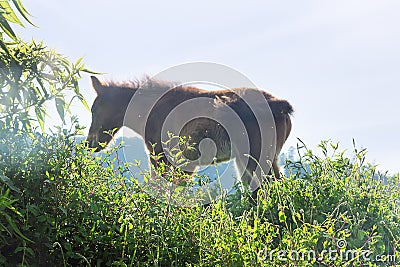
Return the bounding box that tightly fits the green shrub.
[251,140,400,266]
[0,122,399,266]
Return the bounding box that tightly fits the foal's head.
[87,76,134,151]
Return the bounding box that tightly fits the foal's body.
[87,76,293,192]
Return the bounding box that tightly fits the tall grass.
[0,123,399,266]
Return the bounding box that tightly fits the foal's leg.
[249,159,280,202]
[234,155,263,198]
[272,113,292,179]
[272,159,281,179]
[234,142,283,203]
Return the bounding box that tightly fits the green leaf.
[35,106,45,132]
[0,0,22,25]
[60,207,67,216]
[0,39,11,54]
[278,210,286,223]
[11,0,36,27]
[55,96,65,124]
[77,93,90,111]
[75,57,83,67]
[81,68,103,75]
[0,16,17,41]
[0,174,21,193]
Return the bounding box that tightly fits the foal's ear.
[91,76,105,95]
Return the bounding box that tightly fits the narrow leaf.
[55,96,65,123]
[35,106,45,132]
[0,17,17,41]
[11,0,36,26]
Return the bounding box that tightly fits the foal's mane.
[101,76,179,91]
[98,76,294,115]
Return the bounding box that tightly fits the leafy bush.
[1,0,91,133]
[251,140,400,266]
[1,2,93,263]
[1,121,399,266]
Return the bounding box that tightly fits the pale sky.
[19,0,400,174]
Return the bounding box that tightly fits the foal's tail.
[269,99,294,117]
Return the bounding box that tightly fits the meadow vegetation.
[1,120,399,266]
[1,1,399,266]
